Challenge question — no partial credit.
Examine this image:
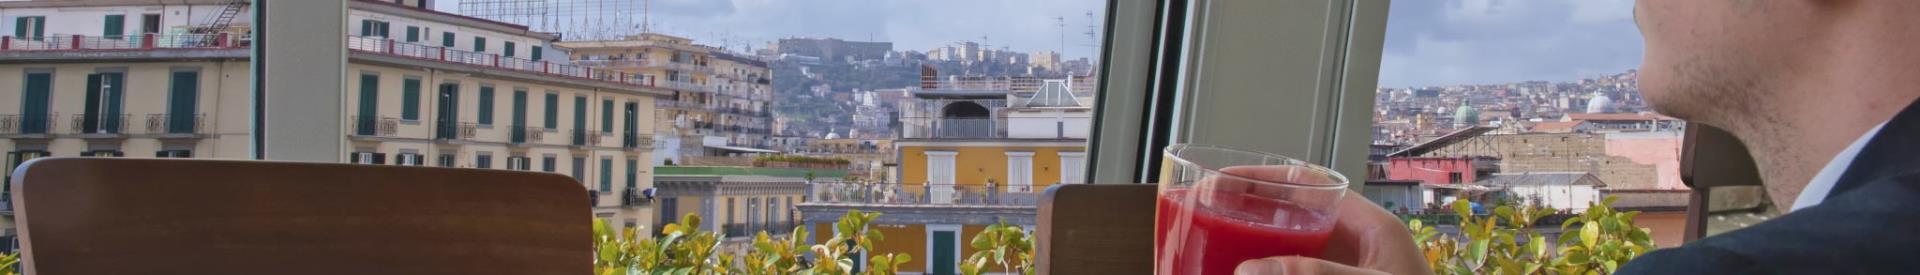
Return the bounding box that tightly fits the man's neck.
[1740,65,1919,209]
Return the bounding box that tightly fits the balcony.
[433,122,478,142]
[900,117,1004,139]
[511,126,545,144]
[344,36,659,90]
[721,223,748,238]
[621,133,652,150]
[569,129,590,147]
[350,116,400,137]
[0,113,57,138]
[69,114,130,137]
[806,183,1040,207]
[145,113,207,138]
[1,33,242,51]
[621,188,649,207]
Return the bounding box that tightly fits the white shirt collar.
[1790,122,1889,212]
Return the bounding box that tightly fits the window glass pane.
[1376,1,1694,247]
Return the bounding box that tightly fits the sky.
[1378,0,1643,88]
[436,0,1110,60]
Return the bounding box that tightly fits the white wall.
[347,9,550,59]
[2,4,248,37]
[1007,109,1090,139]
[1508,184,1599,211]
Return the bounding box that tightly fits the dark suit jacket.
[1618,99,1920,274]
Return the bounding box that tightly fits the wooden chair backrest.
[1035,183,1156,274]
[8,158,591,275]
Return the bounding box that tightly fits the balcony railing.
[0,33,242,51]
[722,224,748,238]
[569,129,590,146]
[351,116,400,137]
[0,113,57,135]
[919,75,1100,93]
[807,183,1040,207]
[145,113,206,136]
[434,122,478,141]
[621,188,649,207]
[69,114,130,135]
[512,126,545,144]
[900,117,1003,139]
[344,36,660,90]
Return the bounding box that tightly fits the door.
[930,229,958,275]
[436,83,459,140]
[141,14,161,34]
[927,151,957,203]
[624,102,639,147]
[82,73,126,134]
[20,72,51,134]
[511,91,528,143]
[167,71,199,134]
[355,74,379,135]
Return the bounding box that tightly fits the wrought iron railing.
[145,113,206,135]
[351,116,400,137]
[0,113,56,135]
[806,183,1040,207]
[69,114,130,135]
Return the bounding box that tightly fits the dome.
[1453,105,1480,127]
[1586,94,1616,113]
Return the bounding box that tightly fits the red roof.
[1565,113,1677,121]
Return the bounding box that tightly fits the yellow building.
[0,0,668,241]
[556,33,777,164]
[799,76,1091,274]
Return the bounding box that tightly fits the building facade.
[797,76,1090,274]
[0,0,669,244]
[556,33,777,165]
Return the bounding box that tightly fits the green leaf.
[1603,260,1619,273]
[1531,235,1548,258]
[895,253,912,266]
[1454,200,1473,217]
[1468,239,1490,267]
[1580,222,1600,248]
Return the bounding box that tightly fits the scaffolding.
[458,0,648,41]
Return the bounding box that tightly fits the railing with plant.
[1410,196,1654,275]
[592,210,910,275]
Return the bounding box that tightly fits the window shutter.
[401,78,421,120]
[532,46,543,61]
[405,26,419,42]
[442,32,455,47]
[373,153,387,164]
[13,17,26,38]
[103,15,125,38]
[361,20,374,36]
[349,152,363,163]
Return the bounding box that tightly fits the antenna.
[1056,16,1068,56]
[1084,11,1099,61]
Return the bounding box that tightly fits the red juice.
[1154,188,1335,275]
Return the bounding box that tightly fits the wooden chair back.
[1035,183,1156,274]
[8,158,591,275]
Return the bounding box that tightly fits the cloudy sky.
[436,0,1109,60]
[1379,0,1643,88]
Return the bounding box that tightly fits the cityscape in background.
[0,0,1097,273]
[1364,69,1698,247]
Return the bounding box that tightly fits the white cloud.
[1379,0,1642,87]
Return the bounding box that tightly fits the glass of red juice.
[1154,144,1349,275]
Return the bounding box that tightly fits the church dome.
[1587,94,1616,113]
[1453,105,1480,127]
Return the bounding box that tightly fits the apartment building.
[555,33,777,165]
[796,76,1092,274]
[0,0,668,240]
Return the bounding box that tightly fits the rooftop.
[1565,113,1677,122]
[1477,172,1605,187]
[654,166,848,178]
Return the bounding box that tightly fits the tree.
[1410,196,1655,275]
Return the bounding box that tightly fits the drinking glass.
[1154,144,1350,275]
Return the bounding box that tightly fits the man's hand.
[1235,189,1431,275]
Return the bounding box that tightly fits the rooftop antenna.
[642,0,651,34]
[1056,16,1067,55]
[1083,11,1099,61]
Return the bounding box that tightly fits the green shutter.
[32,17,42,40]
[474,37,486,52]
[600,159,612,191]
[543,93,558,129]
[103,15,125,39]
[504,42,516,57]
[531,46,543,61]
[356,74,379,135]
[442,32,455,47]
[477,87,495,125]
[625,160,637,189]
[21,73,51,134]
[167,71,199,134]
[601,100,614,133]
[402,78,421,120]
[360,20,374,36]
[405,26,419,42]
[512,91,528,128]
[12,17,25,38]
[573,96,587,131]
